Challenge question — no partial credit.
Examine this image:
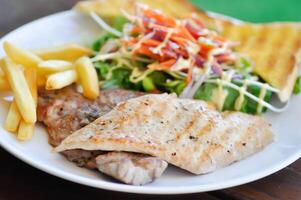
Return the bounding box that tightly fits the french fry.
[4,101,21,132]
[46,69,77,90]
[33,44,92,61]
[24,67,38,103]
[17,122,35,141]
[3,41,42,68]
[38,60,73,74]
[37,75,47,88]
[0,58,5,76]
[0,75,10,91]
[17,67,38,140]
[75,57,99,99]
[0,58,11,91]
[1,57,17,132]
[2,58,36,123]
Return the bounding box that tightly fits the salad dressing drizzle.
[234,79,279,93]
[234,79,248,111]
[214,70,234,111]
[152,28,176,55]
[206,79,287,113]
[132,31,156,52]
[256,83,268,114]
[182,43,230,99]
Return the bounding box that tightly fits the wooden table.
[0,1,300,199]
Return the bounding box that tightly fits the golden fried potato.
[75,57,99,99]
[46,69,77,90]
[17,121,35,141]
[2,58,36,123]
[3,41,42,67]
[33,44,93,61]
[17,67,37,140]
[4,101,21,133]
[38,60,73,74]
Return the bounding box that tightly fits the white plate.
[0,10,300,195]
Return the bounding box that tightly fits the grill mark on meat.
[197,117,215,138]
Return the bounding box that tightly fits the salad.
[89,4,291,114]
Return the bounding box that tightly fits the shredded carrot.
[161,59,177,67]
[119,5,234,73]
[214,35,226,43]
[170,36,188,47]
[148,59,176,70]
[191,17,205,29]
[131,26,143,34]
[150,89,161,94]
[199,43,215,57]
[186,64,194,83]
[123,37,139,47]
[134,47,162,60]
[149,24,171,33]
[177,25,196,42]
[142,39,161,46]
[143,9,177,27]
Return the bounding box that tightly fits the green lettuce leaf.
[194,81,272,114]
[293,76,301,94]
[112,16,129,31]
[92,33,115,52]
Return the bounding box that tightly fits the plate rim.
[0,10,300,195]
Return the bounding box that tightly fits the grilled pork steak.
[38,86,144,169]
[38,86,167,185]
[37,86,143,168]
[96,152,167,185]
[38,86,144,146]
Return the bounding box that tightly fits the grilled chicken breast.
[56,93,274,174]
[38,86,167,185]
[96,152,167,185]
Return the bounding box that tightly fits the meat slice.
[61,149,103,169]
[38,86,167,185]
[96,152,168,185]
[56,93,274,174]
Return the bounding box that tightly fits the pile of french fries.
[0,41,99,141]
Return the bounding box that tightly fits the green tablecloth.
[191,0,301,23]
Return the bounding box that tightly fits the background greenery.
[191,0,301,23]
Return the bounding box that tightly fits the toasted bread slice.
[74,0,200,19]
[212,21,301,102]
[74,0,217,30]
[74,0,301,102]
